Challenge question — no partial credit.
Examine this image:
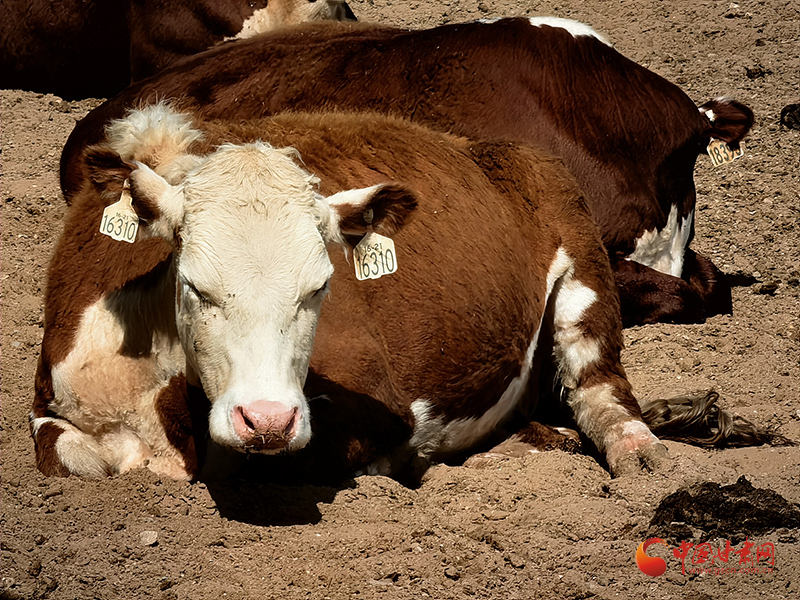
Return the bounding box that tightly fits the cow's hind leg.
[550,250,669,476]
[613,259,705,326]
[682,249,733,318]
[613,250,733,327]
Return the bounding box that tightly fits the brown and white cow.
[59,18,754,326]
[0,0,355,99]
[34,104,774,482]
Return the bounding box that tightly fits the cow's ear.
[327,183,418,237]
[84,145,135,201]
[129,161,185,241]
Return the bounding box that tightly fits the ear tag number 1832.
[354,232,398,281]
[707,139,744,167]
[99,181,139,243]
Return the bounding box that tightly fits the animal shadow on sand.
[195,373,413,526]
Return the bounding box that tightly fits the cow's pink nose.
[232,401,299,450]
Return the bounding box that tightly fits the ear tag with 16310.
[99,180,139,243]
[354,231,398,281]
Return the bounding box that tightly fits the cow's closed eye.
[182,279,216,307]
[305,281,330,303]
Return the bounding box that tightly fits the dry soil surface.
[2,1,799,599]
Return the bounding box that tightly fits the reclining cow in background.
[32,105,774,482]
[0,0,356,99]
[126,0,356,82]
[60,17,754,326]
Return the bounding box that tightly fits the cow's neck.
[104,255,181,358]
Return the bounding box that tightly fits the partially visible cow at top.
[33,104,775,483]
[60,17,754,327]
[0,0,356,99]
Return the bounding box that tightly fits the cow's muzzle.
[232,401,299,452]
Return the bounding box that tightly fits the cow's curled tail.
[639,390,795,448]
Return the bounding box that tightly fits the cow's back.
[60,19,711,251]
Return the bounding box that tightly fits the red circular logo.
[636,538,669,577]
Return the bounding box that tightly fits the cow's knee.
[30,415,111,478]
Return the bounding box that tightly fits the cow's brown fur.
[126,0,357,81]
[154,375,199,475]
[60,19,753,326]
[33,421,72,477]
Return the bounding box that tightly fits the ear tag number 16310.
[99,181,139,243]
[354,232,398,281]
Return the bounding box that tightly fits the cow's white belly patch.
[409,326,542,457]
[627,206,693,277]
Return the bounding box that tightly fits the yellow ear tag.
[353,209,398,280]
[707,139,744,167]
[99,180,139,243]
[354,232,398,281]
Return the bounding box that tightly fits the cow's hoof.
[517,423,583,454]
[605,421,670,477]
[606,437,670,477]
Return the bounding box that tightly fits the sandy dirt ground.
[2,1,799,599]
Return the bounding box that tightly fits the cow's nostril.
[284,407,299,436]
[235,406,256,432]
[243,413,255,431]
[232,401,299,449]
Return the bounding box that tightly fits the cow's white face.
[133,143,332,453]
[128,140,416,455]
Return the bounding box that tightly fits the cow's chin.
[232,428,313,456]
